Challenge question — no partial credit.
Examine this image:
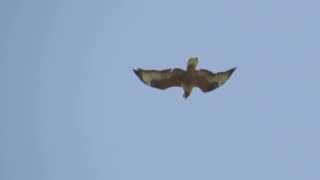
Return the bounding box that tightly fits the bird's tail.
[183,89,192,99]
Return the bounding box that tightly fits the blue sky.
[1,0,320,179]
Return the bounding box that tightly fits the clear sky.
[1,0,320,179]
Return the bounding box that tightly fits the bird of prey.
[133,57,236,98]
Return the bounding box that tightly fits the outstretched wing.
[133,68,185,89]
[195,67,236,92]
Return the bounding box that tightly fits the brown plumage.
[133,57,236,98]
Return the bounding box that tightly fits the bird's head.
[187,57,199,71]
[188,57,199,66]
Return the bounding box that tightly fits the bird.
[133,57,236,98]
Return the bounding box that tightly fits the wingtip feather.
[228,67,236,76]
[133,68,145,83]
[133,68,140,76]
[223,67,236,80]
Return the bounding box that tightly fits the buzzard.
[133,57,236,98]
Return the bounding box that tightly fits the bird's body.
[133,57,236,98]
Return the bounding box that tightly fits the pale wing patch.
[141,72,153,85]
[141,69,172,85]
[208,73,230,86]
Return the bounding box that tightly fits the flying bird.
[133,57,236,98]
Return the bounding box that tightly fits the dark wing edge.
[195,67,236,92]
[133,68,185,90]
